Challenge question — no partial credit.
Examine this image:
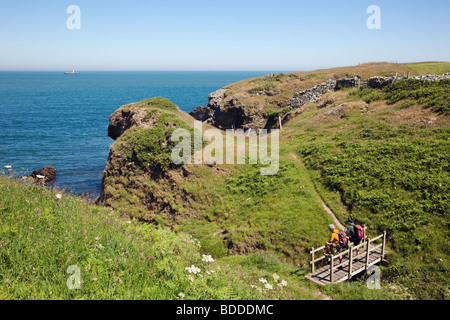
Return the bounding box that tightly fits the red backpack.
[354,225,365,241]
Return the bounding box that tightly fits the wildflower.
[186,275,194,282]
[56,194,62,200]
[95,237,100,241]
[259,278,268,284]
[273,273,280,281]
[185,265,201,274]
[202,254,215,263]
[92,278,98,281]
[265,283,273,290]
[178,293,185,299]
[280,280,287,287]
[250,285,257,289]
[127,221,132,224]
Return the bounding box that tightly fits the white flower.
[202,254,215,263]
[280,280,287,287]
[273,273,280,281]
[127,221,132,224]
[264,283,273,290]
[185,265,201,274]
[250,285,257,289]
[178,293,185,299]
[259,278,268,284]
[56,194,62,200]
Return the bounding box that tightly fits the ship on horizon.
[64,70,80,74]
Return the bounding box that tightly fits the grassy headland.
[1,62,449,300]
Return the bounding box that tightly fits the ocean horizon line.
[0,69,301,73]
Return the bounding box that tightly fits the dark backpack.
[338,232,348,248]
[354,225,365,241]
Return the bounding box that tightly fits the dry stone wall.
[290,73,450,111]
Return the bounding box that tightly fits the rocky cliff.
[191,70,450,130]
[97,97,197,224]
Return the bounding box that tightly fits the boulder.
[29,166,56,184]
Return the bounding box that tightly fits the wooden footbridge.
[305,230,387,285]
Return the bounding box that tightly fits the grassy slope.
[219,62,450,126]
[280,79,449,299]
[0,175,330,300]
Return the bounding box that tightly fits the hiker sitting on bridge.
[325,224,344,264]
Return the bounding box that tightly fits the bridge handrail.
[310,225,368,272]
[310,229,387,283]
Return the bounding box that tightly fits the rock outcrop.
[190,66,450,131]
[195,88,264,130]
[98,97,197,223]
[29,166,56,184]
[189,105,210,122]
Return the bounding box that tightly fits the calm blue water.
[0,71,276,196]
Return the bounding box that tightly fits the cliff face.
[191,70,450,130]
[98,97,196,224]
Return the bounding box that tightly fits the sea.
[0,71,278,197]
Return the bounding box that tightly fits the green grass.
[177,158,334,265]
[0,175,327,300]
[403,62,450,75]
[282,80,450,299]
[352,78,450,114]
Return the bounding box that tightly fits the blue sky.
[0,0,449,71]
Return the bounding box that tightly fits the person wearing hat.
[345,219,360,255]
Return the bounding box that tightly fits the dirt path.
[289,153,345,231]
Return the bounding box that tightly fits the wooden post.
[365,239,371,271]
[311,248,315,273]
[381,231,387,260]
[330,255,334,284]
[348,245,353,280]
[361,224,365,244]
